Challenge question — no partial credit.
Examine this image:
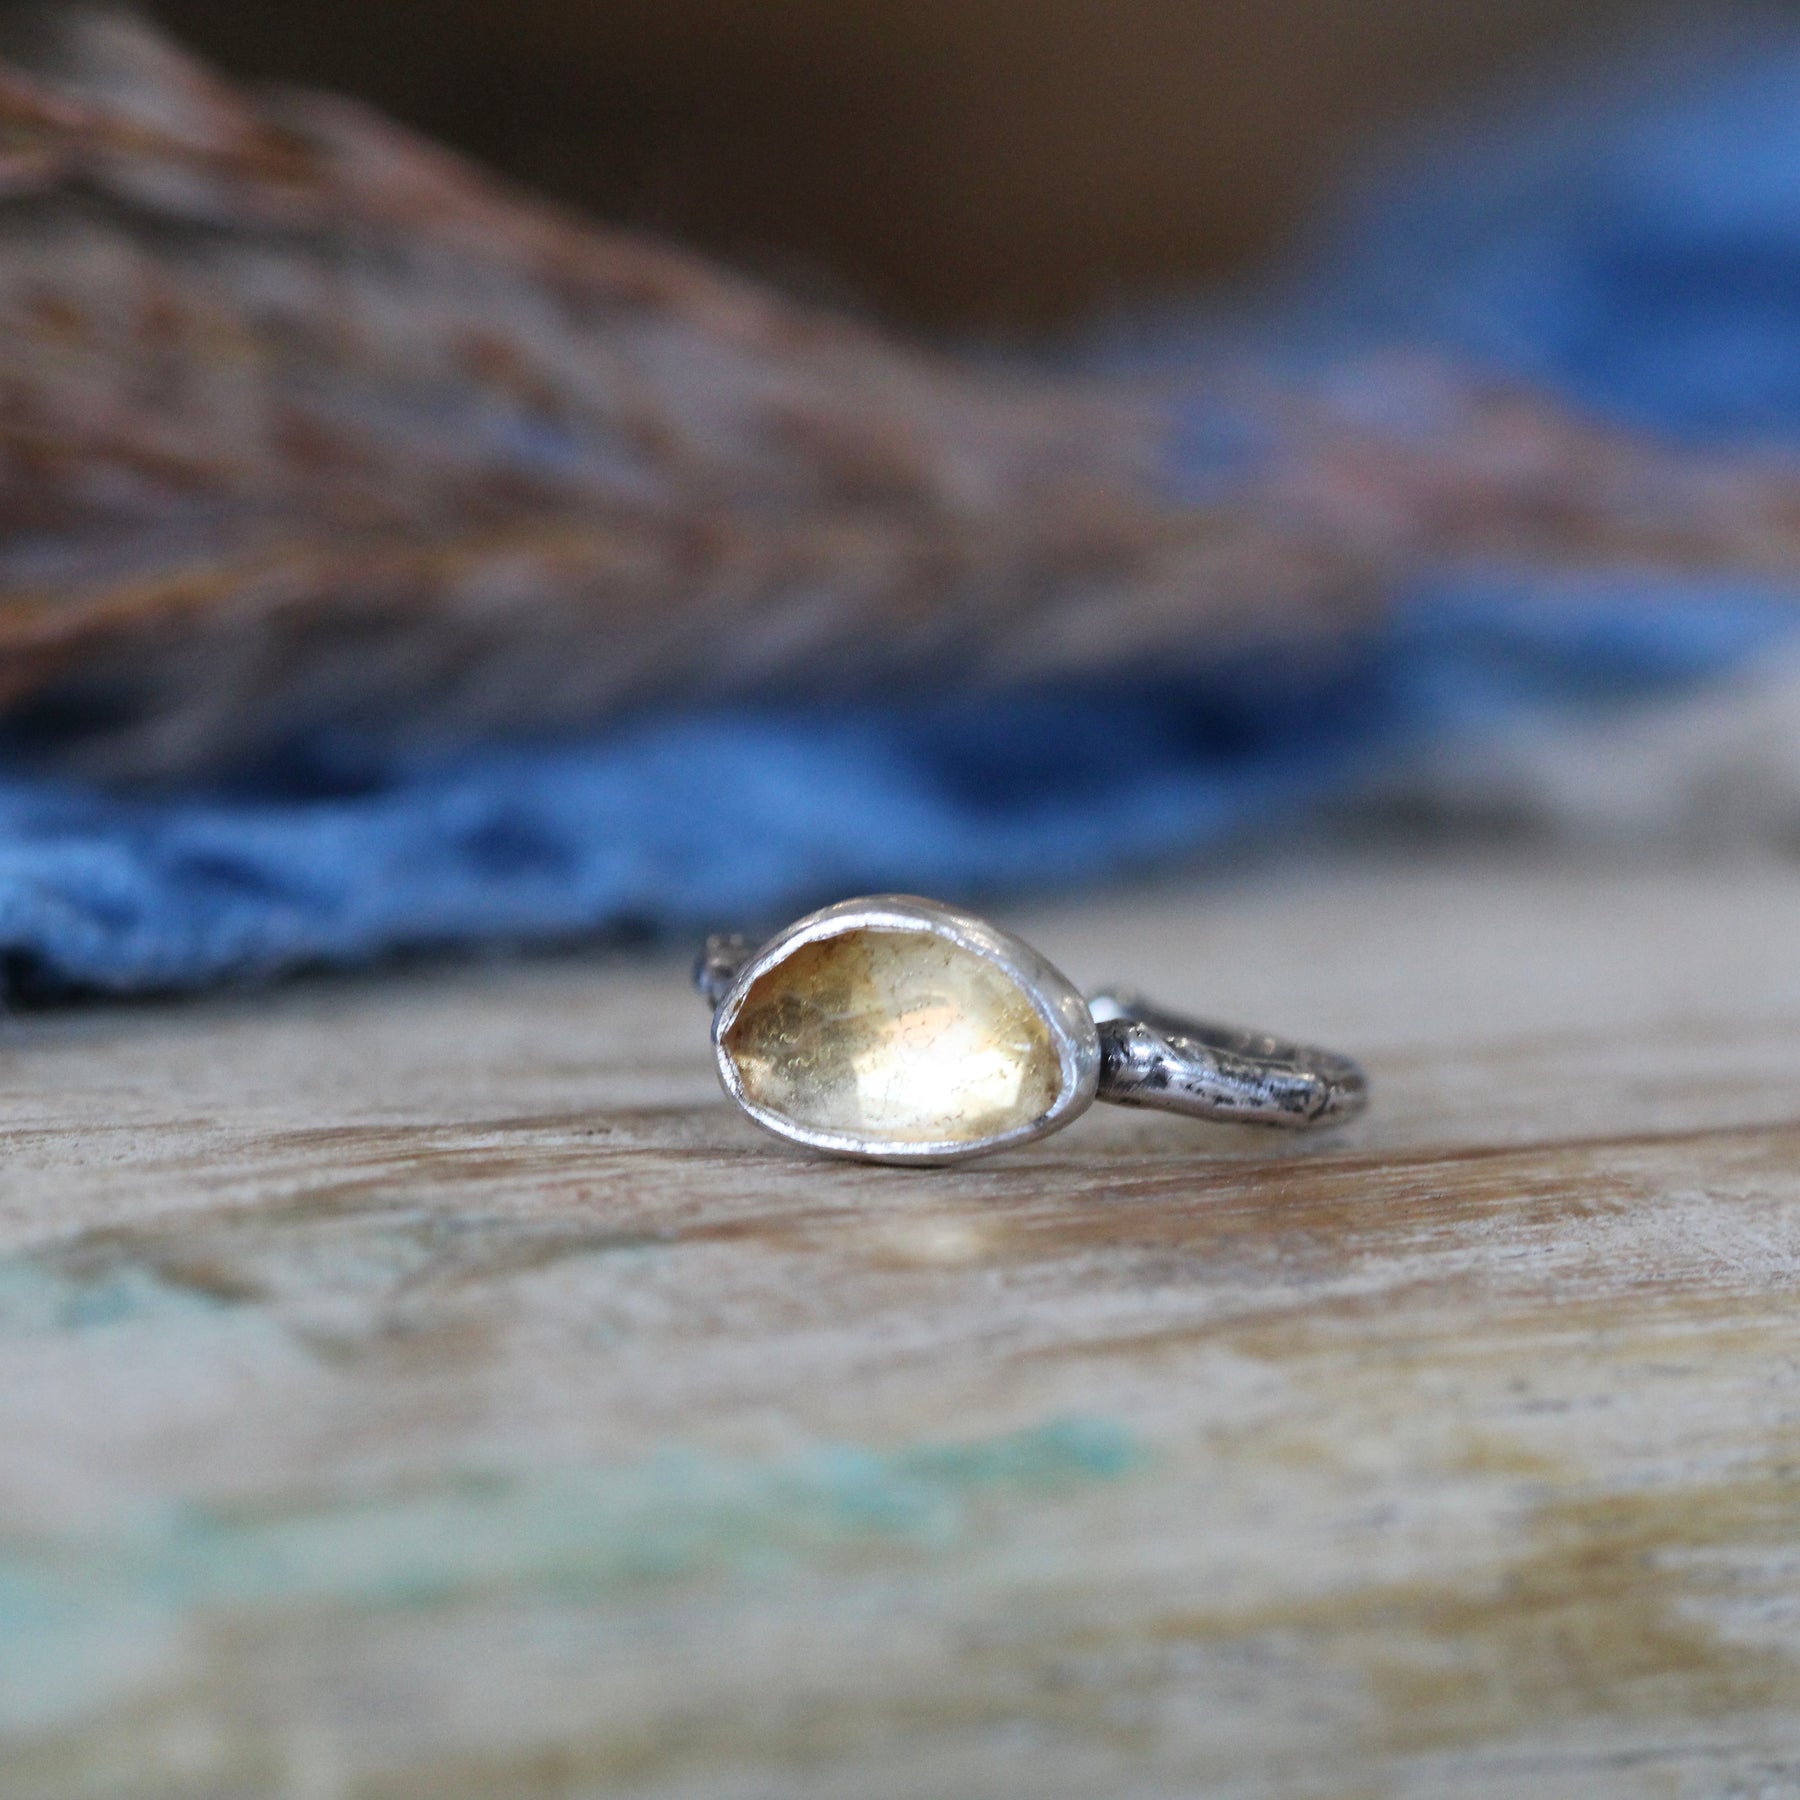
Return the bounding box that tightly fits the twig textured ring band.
[696,895,1367,1165]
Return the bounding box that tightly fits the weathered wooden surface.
[5,854,1800,1797]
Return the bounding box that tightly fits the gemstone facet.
[721,926,1065,1150]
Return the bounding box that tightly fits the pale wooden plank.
[4,855,1800,1798]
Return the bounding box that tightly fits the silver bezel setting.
[711,895,1102,1166]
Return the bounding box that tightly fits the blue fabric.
[8,39,1800,994]
[0,579,1790,995]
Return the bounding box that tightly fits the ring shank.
[1090,990,1366,1129]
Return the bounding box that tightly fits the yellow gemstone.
[721,928,1063,1147]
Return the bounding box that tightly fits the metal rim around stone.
[711,895,1103,1166]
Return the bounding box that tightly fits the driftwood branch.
[0,9,1797,777]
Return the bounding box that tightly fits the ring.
[695,895,1367,1165]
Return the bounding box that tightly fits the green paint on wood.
[0,1417,1144,1733]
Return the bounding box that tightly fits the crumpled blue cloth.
[6,39,1800,995]
[0,578,1788,994]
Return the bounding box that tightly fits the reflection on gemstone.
[722,928,1062,1146]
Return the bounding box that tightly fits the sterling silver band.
[1088,990,1367,1128]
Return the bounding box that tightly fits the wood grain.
[2,853,1800,1796]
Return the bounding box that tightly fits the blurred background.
[6,0,1800,992]
[150,0,1695,331]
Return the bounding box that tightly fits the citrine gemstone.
[721,927,1063,1147]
